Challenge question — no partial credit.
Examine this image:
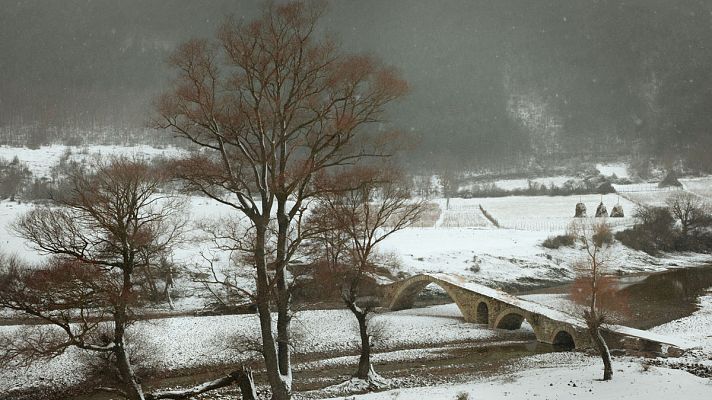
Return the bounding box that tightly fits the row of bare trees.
[1,2,417,399]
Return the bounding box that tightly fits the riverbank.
[323,352,712,400]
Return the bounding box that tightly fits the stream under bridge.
[381,273,695,355]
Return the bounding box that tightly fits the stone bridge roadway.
[382,273,695,356]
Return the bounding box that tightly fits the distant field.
[613,183,691,208]
[0,144,185,179]
[439,207,492,228]
[478,194,634,232]
[438,195,635,232]
[411,202,441,227]
[469,175,577,191]
[680,177,712,199]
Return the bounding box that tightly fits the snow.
[0,144,186,179]
[489,176,578,191]
[680,177,712,200]
[376,220,709,290]
[614,185,683,207]
[325,353,712,400]
[0,304,529,395]
[475,194,635,231]
[651,290,712,357]
[0,201,44,262]
[596,162,630,178]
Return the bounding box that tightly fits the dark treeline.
[2,0,712,171]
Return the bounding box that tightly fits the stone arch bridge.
[382,273,693,355]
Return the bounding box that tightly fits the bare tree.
[570,221,615,381]
[0,159,186,399]
[665,191,710,236]
[153,2,407,398]
[309,166,424,385]
[0,156,31,201]
[438,166,461,210]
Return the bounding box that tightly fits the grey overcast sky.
[2,0,712,165]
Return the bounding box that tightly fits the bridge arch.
[387,276,470,318]
[476,301,489,324]
[494,308,527,330]
[551,329,576,351]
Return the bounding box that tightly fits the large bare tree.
[154,2,407,398]
[309,166,424,385]
[665,191,710,236]
[1,159,185,399]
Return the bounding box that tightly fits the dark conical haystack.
[610,204,624,218]
[574,202,587,218]
[595,202,608,217]
[658,171,683,188]
[597,181,615,194]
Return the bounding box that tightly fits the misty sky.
[2,0,712,166]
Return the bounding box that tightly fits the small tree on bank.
[310,166,424,385]
[154,2,407,398]
[570,221,615,381]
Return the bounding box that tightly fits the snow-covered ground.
[596,162,630,179]
[681,177,712,200]
[3,186,709,298]
[488,175,577,191]
[0,144,186,179]
[614,185,684,208]
[476,194,635,231]
[325,352,712,400]
[0,304,531,395]
[651,291,712,365]
[0,201,37,262]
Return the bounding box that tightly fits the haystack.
[595,202,608,217]
[658,170,683,188]
[574,202,587,218]
[610,204,624,218]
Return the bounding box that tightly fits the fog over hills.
[2,0,712,169]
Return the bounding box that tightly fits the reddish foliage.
[570,275,630,319]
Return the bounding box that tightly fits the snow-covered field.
[596,162,630,178]
[0,201,37,262]
[681,177,712,199]
[0,144,186,179]
[614,185,684,208]
[487,175,577,191]
[3,150,710,295]
[476,194,635,231]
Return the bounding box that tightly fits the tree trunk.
[253,223,291,400]
[591,326,613,380]
[115,343,146,400]
[354,310,371,380]
[115,268,146,400]
[163,268,174,310]
[275,202,292,386]
[148,367,256,400]
[236,368,258,400]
